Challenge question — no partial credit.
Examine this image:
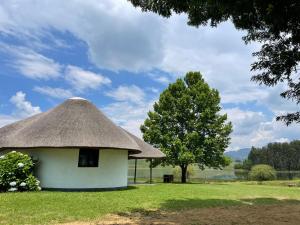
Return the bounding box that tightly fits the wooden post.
[150,159,153,184]
[134,159,137,184]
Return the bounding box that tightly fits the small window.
[78,148,99,167]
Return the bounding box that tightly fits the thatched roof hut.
[0,97,164,190]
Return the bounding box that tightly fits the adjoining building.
[126,131,165,183]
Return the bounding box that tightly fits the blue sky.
[0,0,299,150]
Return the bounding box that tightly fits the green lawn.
[0,182,300,225]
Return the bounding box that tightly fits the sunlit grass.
[0,182,300,225]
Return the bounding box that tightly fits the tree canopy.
[129,0,300,124]
[141,72,232,183]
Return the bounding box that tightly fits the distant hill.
[225,148,251,161]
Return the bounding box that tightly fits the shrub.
[249,164,277,181]
[0,151,41,192]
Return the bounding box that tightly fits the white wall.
[0,148,128,189]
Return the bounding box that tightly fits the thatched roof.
[126,131,165,159]
[0,98,141,153]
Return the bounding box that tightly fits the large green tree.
[141,72,232,183]
[129,0,300,125]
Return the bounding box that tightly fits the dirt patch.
[61,204,300,225]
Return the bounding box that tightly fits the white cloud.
[0,115,18,128]
[65,65,111,92]
[221,88,268,105]
[148,72,173,85]
[0,0,164,72]
[0,92,41,128]
[155,76,171,84]
[0,0,276,105]
[224,108,300,150]
[103,84,153,137]
[258,84,300,115]
[14,51,61,80]
[102,100,154,138]
[10,91,41,118]
[158,16,264,106]
[105,85,145,104]
[0,1,284,103]
[34,86,73,99]
[224,108,266,136]
[1,44,61,80]
[274,137,290,143]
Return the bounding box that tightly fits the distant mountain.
[225,148,251,161]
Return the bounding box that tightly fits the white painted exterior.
[0,148,128,189]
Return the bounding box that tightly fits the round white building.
[0,98,163,190]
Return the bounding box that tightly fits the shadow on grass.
[114,198,300,225]
[159,197,300,210]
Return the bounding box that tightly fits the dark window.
[78,148,99,167]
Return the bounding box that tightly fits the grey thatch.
[0,98,141,153]
[126,131,165,159]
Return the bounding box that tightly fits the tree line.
[237,140,300,171]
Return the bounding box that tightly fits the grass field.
[1,181,300,225]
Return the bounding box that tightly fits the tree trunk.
[181,165,187,183]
